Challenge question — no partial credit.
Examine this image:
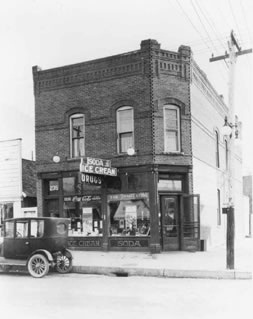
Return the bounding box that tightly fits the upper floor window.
[70,114,85,158]
[225,139,228,170]
[217,189,221,226]
[164,105,181,152]
[215,130,220,168]
[117,106,134,153]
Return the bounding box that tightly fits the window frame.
[116,106,134,154]
[215,130,220,168]
[225,139,228,170]
[70,113,85,159]
[163,105,181,153]
[217,189,221,226]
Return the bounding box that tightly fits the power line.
[239,0,253,45]
[228,0,243,42]
[190,0,228,79]
[174,0,213,52]
[175,0,228,83]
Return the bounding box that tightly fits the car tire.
[27,254,50,278]
[55,253,73,273]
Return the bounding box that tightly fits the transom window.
[164,105,181,152]
[70,114,85,158]
[117,106,134,153]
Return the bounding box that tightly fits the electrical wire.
[175,0,227,83]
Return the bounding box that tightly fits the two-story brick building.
[33,39,243,252]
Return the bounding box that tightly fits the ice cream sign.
[80,157,117,176]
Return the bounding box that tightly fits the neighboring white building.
[191,60,244,248]
[243,175,252,237]
[0,139,37,231]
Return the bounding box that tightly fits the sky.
[0,0,252,173]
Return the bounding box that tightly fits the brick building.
[33,39,243,252]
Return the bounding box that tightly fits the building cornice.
[191,59,228,115]
[32,40,192,95]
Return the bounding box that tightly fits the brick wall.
[34,39,192,174]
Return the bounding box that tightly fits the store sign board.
[80,157,117,176]
[68,237,102,248]
[64,195,101,202]
[81,173,102,185]
[86,157,111,168]
[110,238,149,248]
[108,192,149,202]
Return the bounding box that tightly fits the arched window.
[70,113,85,158]
[164,105,181,152]
[116,106,134,153]
[215,130,220,168]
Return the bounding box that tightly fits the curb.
[1,263,251,280]
[72,265,252,280]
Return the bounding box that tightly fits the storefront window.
[45,199,59,217]
[127,173,148,192]
[158,179,182,192]
[63,177,76,195]
[48,180,59,194]
[108,193,150,237]
[63,195,102,237]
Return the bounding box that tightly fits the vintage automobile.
[0,217,73,278]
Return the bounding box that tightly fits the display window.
[63,196,102,237]
[108,193,150,237]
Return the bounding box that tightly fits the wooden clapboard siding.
[0,139,22,200]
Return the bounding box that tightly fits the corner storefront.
[39,157,200,253]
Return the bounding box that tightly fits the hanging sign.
[80,157,117,176]
[81,173,102,185]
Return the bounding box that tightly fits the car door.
[14,219,31,258]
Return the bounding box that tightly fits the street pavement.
[0,237,252,279]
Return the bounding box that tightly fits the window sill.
[162,152,185,156]
[67,157,82,162]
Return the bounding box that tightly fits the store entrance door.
[160,195,180,251]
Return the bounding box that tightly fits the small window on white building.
[70,114,85,158]
[117,106,134,153]
[225,139,228,170]
[164,105,181,152]
[217,189,221,226]
[215,130,220,168]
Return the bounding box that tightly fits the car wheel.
[27,254,50,278]
[55,253,73,273]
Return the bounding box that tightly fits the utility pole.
[210,31,252,269]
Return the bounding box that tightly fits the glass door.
[160,195,180,251]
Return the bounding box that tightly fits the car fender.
[63,248,73,260]
[26,249,54,266]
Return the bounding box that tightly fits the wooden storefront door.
[160,195,180,251]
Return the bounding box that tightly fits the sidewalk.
[0,237,252,279]
[71,237,252,279]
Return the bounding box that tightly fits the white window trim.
[215,130,220,168]
[116,106,134,154]
[163,105,181,153]
[70,113,85,158]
